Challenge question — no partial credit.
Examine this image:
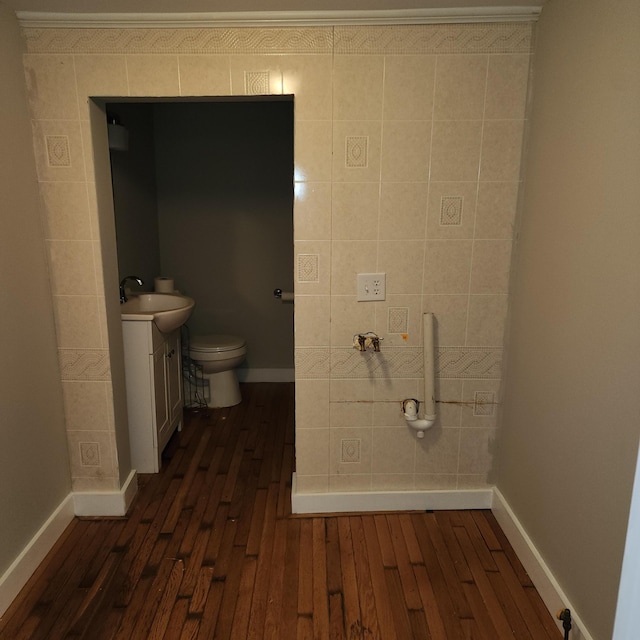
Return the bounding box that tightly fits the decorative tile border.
[438,347,503,380]
[295,347,331,378]
[23,26,334,54]
[23,23,532,55]
[59,349,111,381]
[331,348,396,378]
[295,346,502,379]
[334,23,534,54]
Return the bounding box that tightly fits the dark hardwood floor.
[0,383,561,639]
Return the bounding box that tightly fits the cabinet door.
[166,331,183,424]
[153,344,169,441]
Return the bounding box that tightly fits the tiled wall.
[22,22,532,494]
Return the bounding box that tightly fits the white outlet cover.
[357,272,386,301]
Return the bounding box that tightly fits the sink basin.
[121,293,195,333]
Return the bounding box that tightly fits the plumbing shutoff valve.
[353,332,382,352]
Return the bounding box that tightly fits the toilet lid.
[190,334,246,353]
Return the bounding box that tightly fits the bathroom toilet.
[189,334,247,407]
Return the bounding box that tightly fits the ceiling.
[8,0,546,15]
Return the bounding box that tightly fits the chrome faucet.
[119,276,143,303]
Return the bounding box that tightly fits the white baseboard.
[237,368,295,383]
[0,472,138,618]
[291,473,493,514]
[72,470,138,517]
[492,488,593,640]
[291,480,593,638]
[0,494,75,618]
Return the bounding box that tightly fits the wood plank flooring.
[0,383,561,639]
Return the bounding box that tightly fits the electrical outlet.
[357,273,386,301]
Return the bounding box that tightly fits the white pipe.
[423,312,436,421]
[403,313,437,438]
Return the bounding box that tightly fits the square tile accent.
[341,438,361,463]
[297,253,319,282]
[79,442,101,466]
[440,196,464,226]
[46,135,71,167]
[388,307,409,334]
[245,70,270,94]
[345,136,368,168]
[473,391,496,416]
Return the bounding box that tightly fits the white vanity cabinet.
[123,320,183,473]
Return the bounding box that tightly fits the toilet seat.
[190,334,246,353]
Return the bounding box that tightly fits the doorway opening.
[106,97,295,391]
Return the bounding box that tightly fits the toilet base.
[203,370,242,408]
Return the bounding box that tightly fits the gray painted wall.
[110,102,161,289]
[0,2,71,577]
[154,100,294,370]
[497,1,640,638]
